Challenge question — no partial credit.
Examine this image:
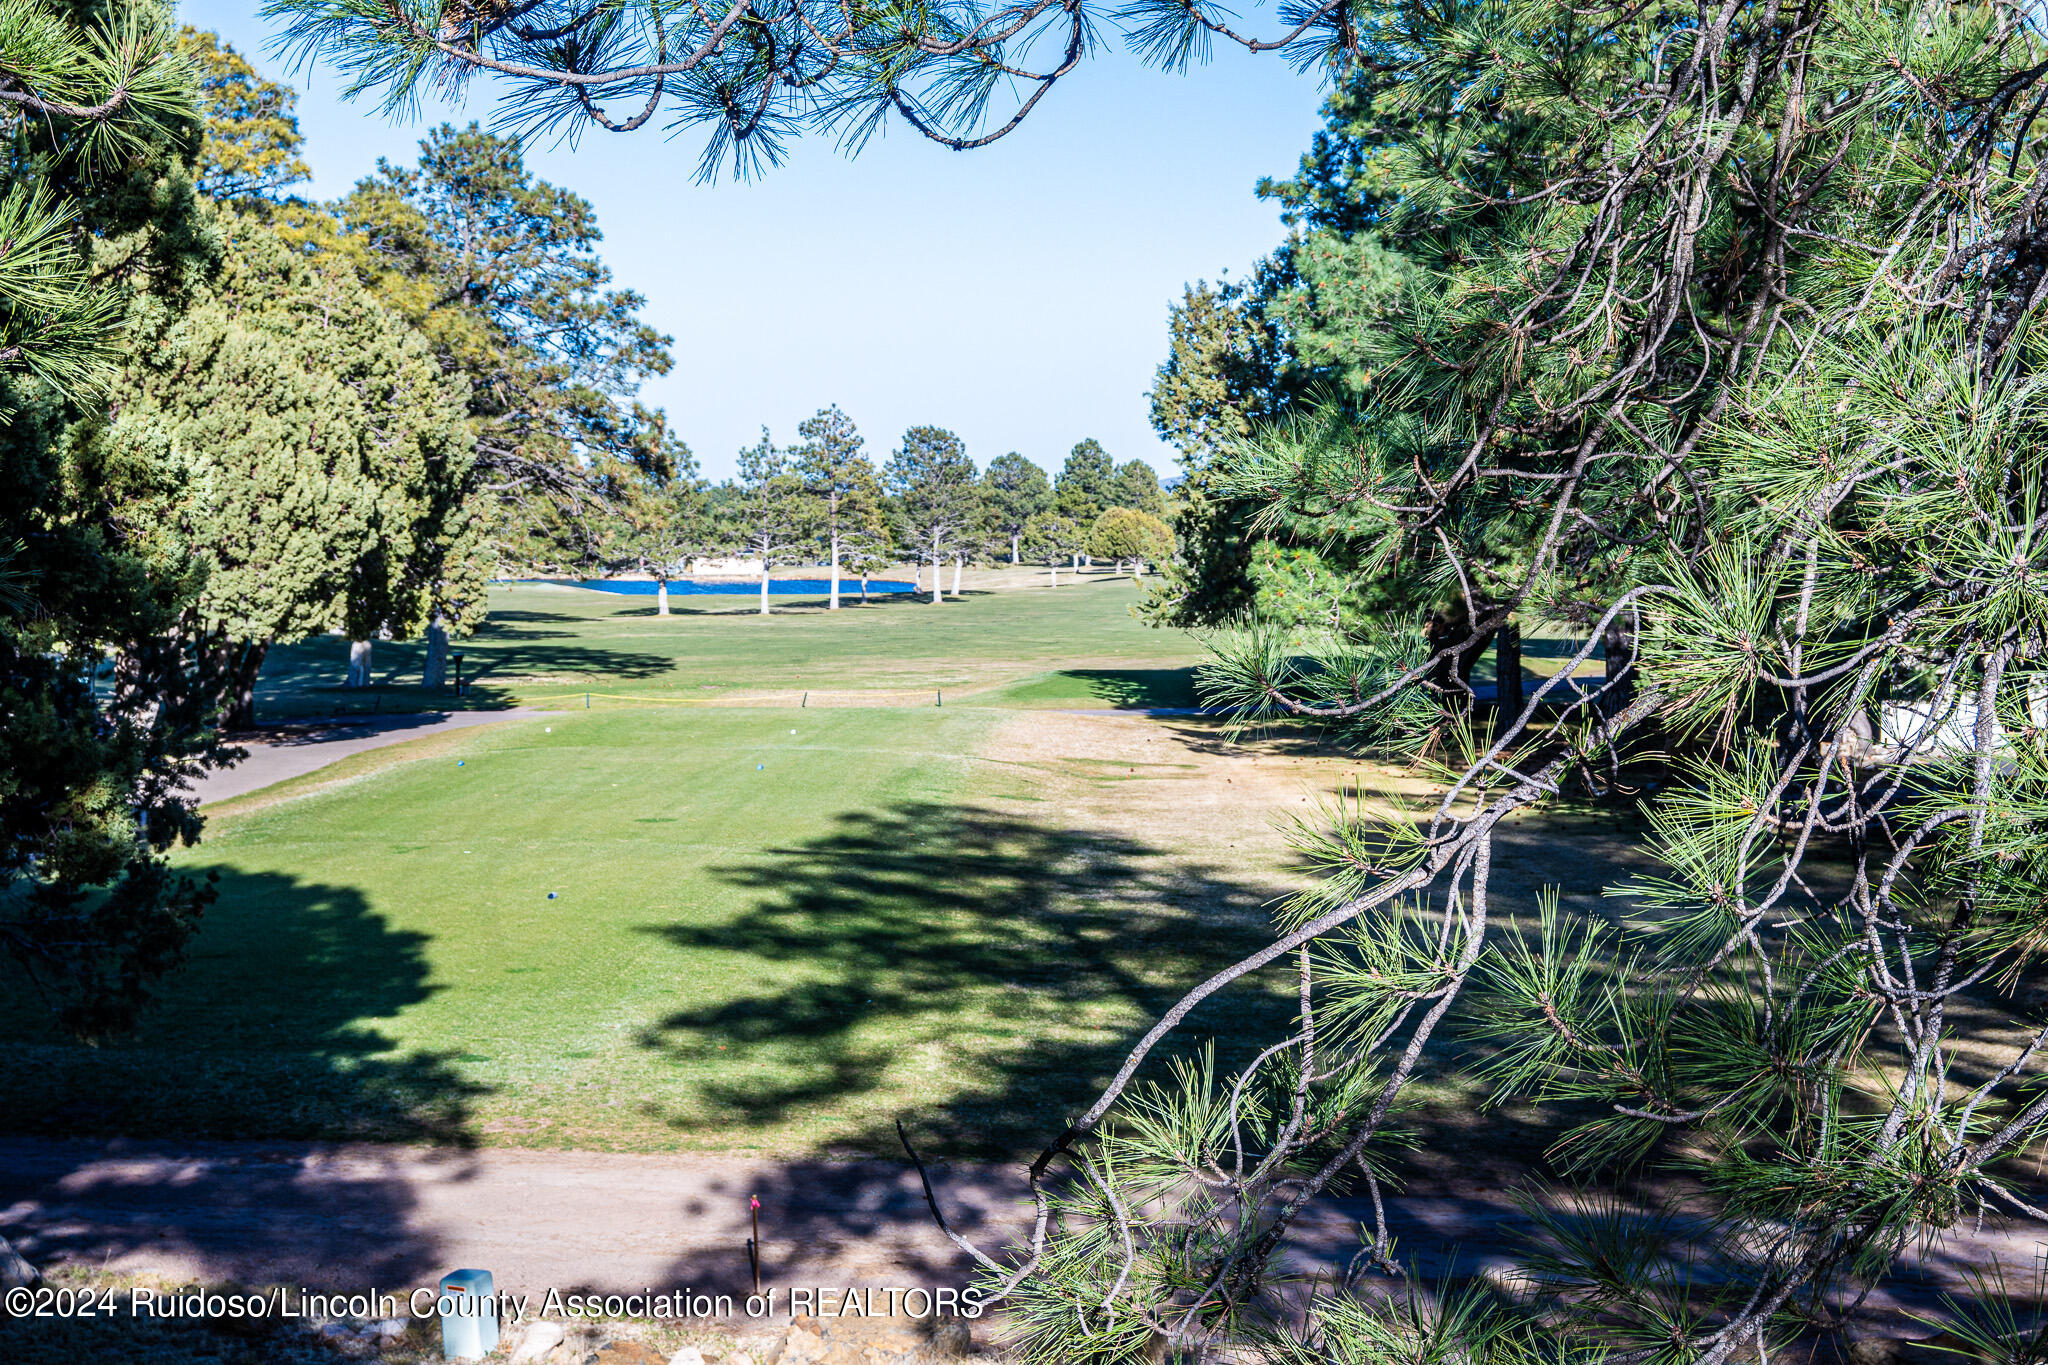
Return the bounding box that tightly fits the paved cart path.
[1,1139,2041,1324]
[194,711,547,804]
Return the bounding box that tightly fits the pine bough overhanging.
[282,0,2048,1356]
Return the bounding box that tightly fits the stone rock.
[370,1317,410,1340]
[511,1319,568,1364]
[666,1349,707,1365]
[724,1355,756,1365]
[0,1236,38,1291]
[926,1320,972,1358]
[587,1344,667,1365]
[778,1327,830,1365]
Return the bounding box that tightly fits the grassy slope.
[255,574,1202,718]
[0,705,1292,1156]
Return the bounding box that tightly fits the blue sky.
[178,3,1330,481]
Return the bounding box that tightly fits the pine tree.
[982,453,1054,564]
[180,28,310,204]
[110,215,474,726]
[1054,439,1115,529]
[0,0,226,1035]
[608,418,707,618]
[732,431,803,616]
[792,405,882,611]
[272,0,2048,1354]
[1109,460,1166,517]
[1021,514,1084,588]
[885,427,978,606]
[332,125,676,569]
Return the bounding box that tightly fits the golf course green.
[0,583,1297,1156]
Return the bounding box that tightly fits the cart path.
[195,711,548,805]
[1,1138,2040,1324]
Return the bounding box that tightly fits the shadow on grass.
[634,801,1294,1160]
[254,619,673,720]
[0,868,482,1144]
[0,870,483,1302]
[1007,667,1202,708]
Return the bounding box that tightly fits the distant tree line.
[620,414,1179,613]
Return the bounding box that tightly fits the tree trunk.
[1010,534,1020,564]
[423,614,449,688]
[930,551,942,605]
[225,640,268,731]
[1494,618,1524,717]
[950,556,963,598]
[1601,613,1637,713]
[861,577,870,605]
[1426,601,1495,708]
[760,569,771,616]
[1050,563,1058,589]
[656,577,670,616]
[346,638,373,689]
[829,532,841,611]
[911,561,922,593]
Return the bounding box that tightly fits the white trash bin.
[437,1268,499,1361]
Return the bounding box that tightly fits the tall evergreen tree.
[278,0,2048,1355]
[608,422,707,617]
[981,452,1054,563]
[1054,439,1115,528]
[178,37,485,697]
[179,28,309,205]
[792,405,882,611]
[1109,459,1166,517]
[0,0,227,1036]
[885,427,978,606]
[1020,514,1084,588]
[110,217,472,726]
[332,126,675,565]
[731,431,802,616]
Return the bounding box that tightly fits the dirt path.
[1,1139,2038,1328]
[194,711,548,804]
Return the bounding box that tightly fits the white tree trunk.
[656,579,670,616]
[829,532,841,610]
[422,615,449,688]
[929,551,942,605]
[1050,563,1058,589]
[346,639,373,688]
[951,556,963,598]
[1011,534,1020,564]
[759,569,771,616]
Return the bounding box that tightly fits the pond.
[518,578,917,596]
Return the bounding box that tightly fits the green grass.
[252,574,1197,720]
[0,707,1288,1155]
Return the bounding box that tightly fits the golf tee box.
[437,1268,499,1361]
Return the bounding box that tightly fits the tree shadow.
[256,620,672,720]
[0,868,482,1143]
[0,869,482,1295]
[1014,668,1202,708]
[633,801,1297,1160]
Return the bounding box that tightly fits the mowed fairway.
[254,572,1204,718]
[0,680,1300,1156]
